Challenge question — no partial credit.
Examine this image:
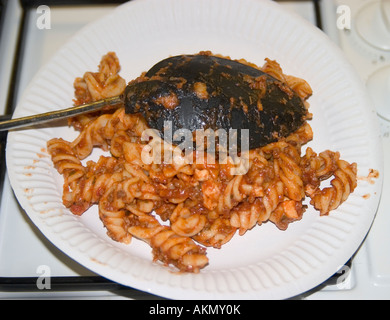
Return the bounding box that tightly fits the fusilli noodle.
[47,52,358,273]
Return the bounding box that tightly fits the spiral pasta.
[47,52,358,273]
[128,206,208,272]
[47,138,87,215]
[302,152,358,215]
[73,52,126,106]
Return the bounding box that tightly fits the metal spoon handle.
[0,95,123,131]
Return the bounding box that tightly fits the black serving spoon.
[0,54,308,150]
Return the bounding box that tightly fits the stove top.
[0,0,389,300]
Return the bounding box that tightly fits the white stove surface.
[0,0,389,299]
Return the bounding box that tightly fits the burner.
[354,0,390,121]
[367,65,390,121]
[355,0,390,51]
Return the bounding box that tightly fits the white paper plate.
[6,0,383,299]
